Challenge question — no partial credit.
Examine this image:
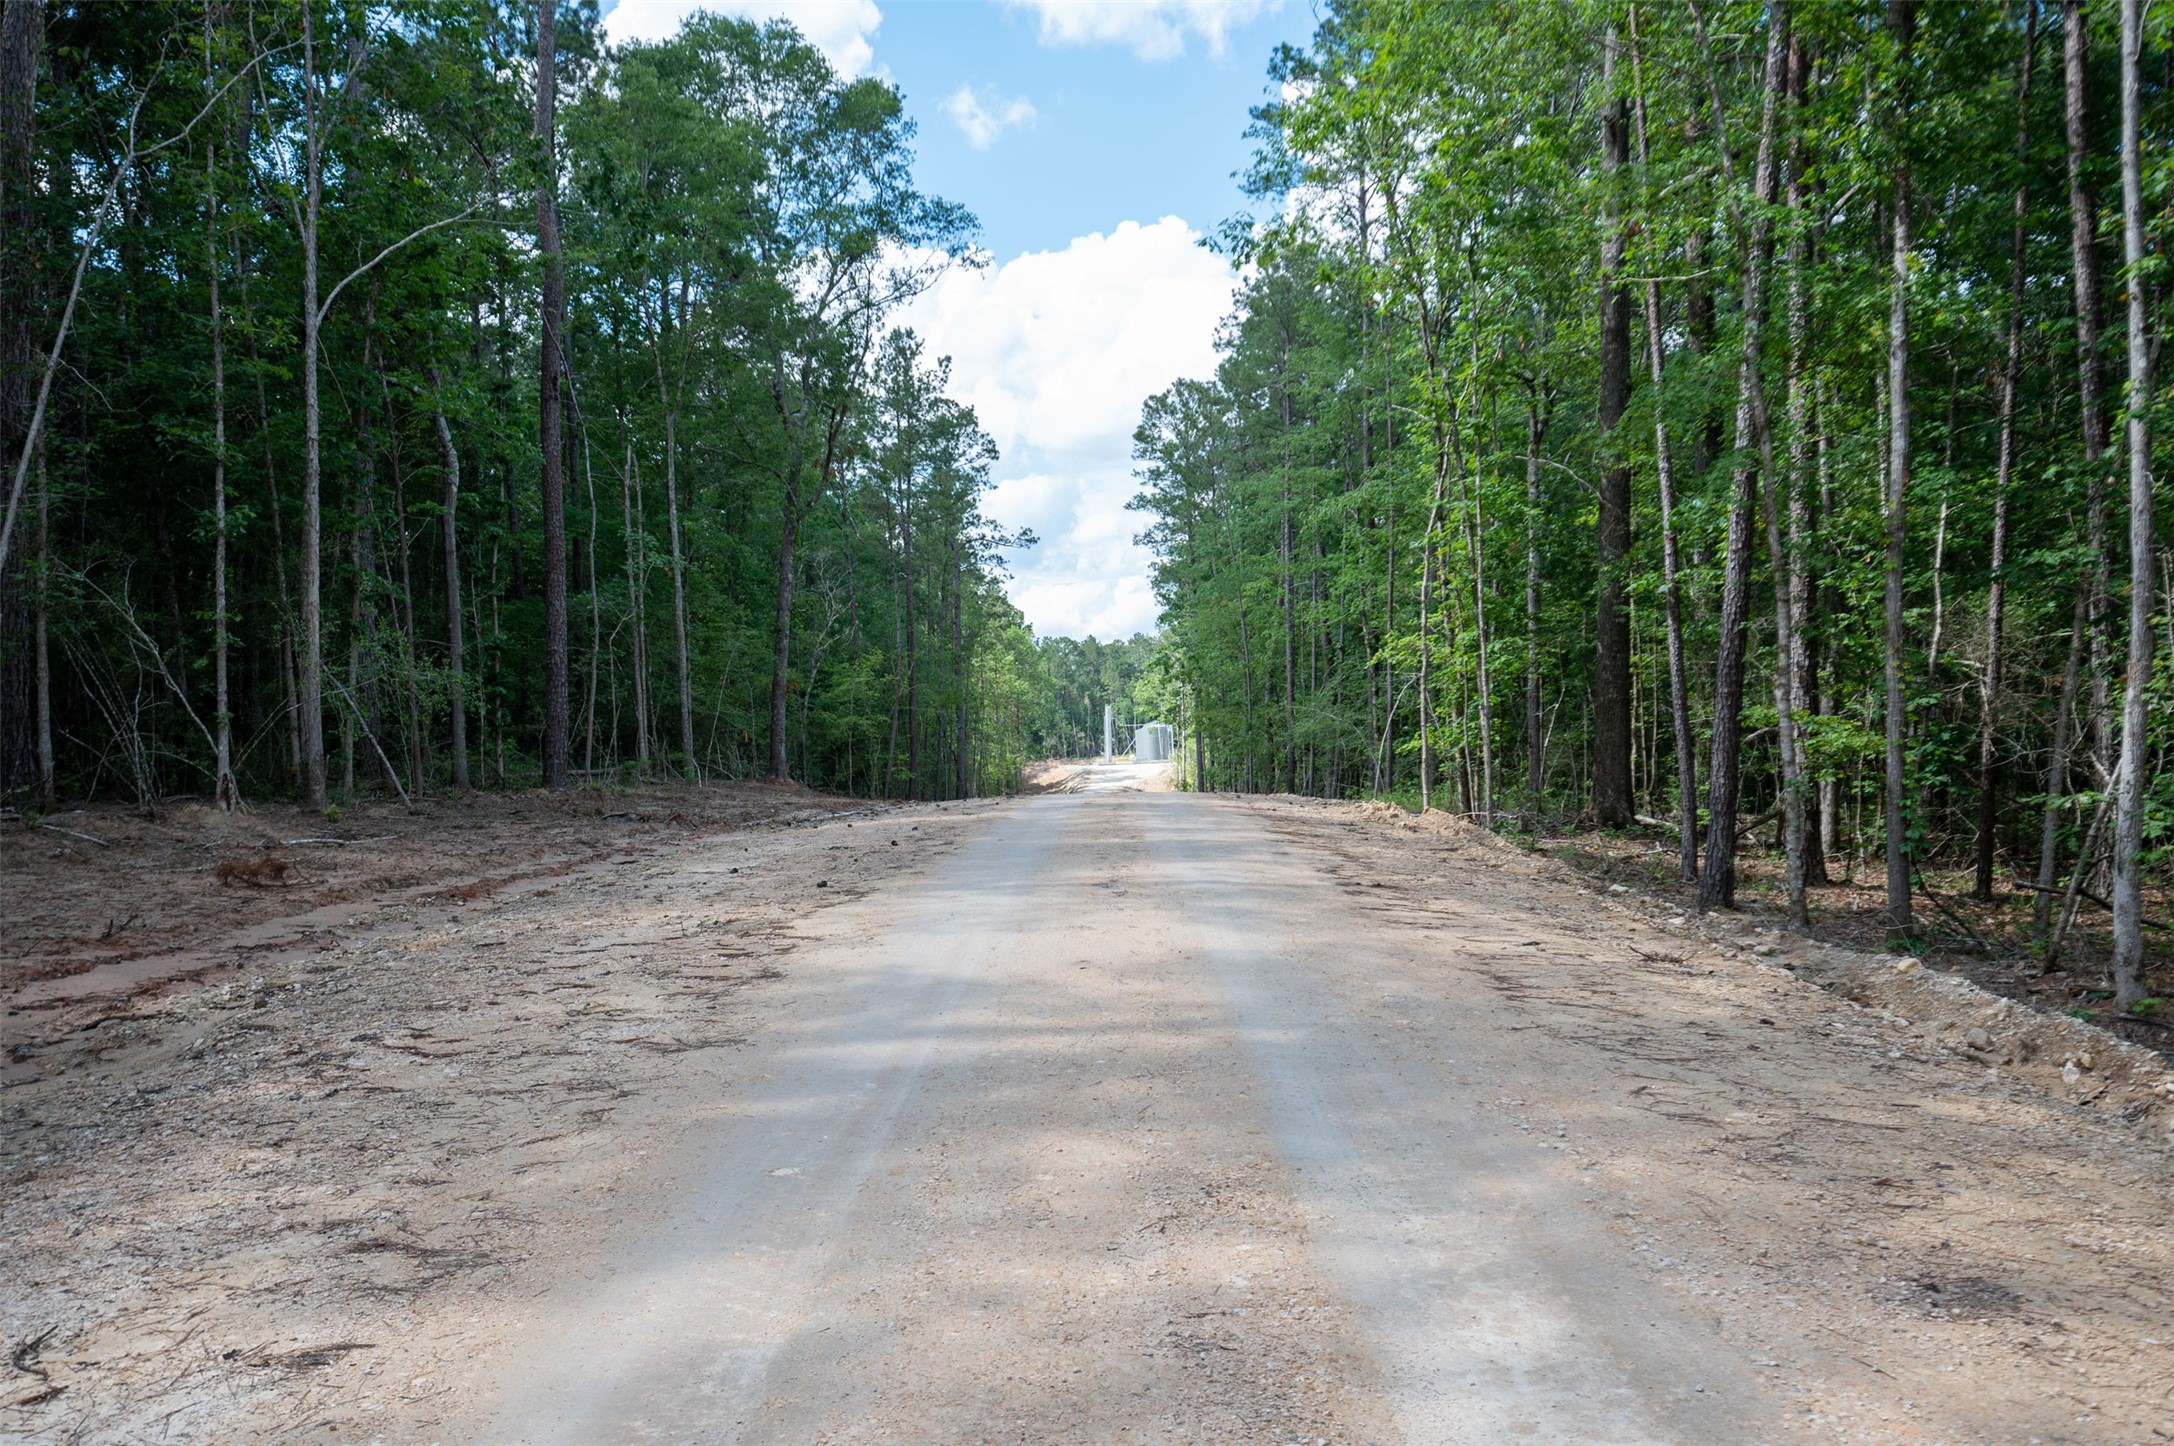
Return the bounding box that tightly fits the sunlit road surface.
[463,790,1777,1443]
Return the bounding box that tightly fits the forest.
[1130,0,2172,1003]
[3,0,2167,1001]
[0,0,1161,816]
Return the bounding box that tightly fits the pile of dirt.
[1018,760,1092,795]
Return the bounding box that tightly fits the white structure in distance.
[1134,722,1175,763]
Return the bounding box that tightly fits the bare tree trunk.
[0,0,40,798]
[2042,0,2115,905]
[1524,397,1547,802]
[662,409,695,776]
[1696,4,1786,913]
[2110,0,2155,1008]
[386,410,424,793]
[1195,689,1207,792]
[1417,517,1435,811]
[299,1,328,808]
[535,0,569,788]
[431,373,468,788]
[33,430,49,805]
[1269,463,1287,791]
[1978,10,2039,901]
[1764,25,1810,928]
[1464,478,1495,822]
[205,114,236,810]
[1815,403,1840,869]
[770,461,802,782]
[1630,21,1696,880]
[1881,0,1917,940]
[2037,0,2110,924]
[953,545,967,800]
[1784,39,1830,890]
[1377,503,1394,794]
[1418,450,1449,811]
[619,441,648,775]
[1594,24,1634,829]
[581,414,600,779]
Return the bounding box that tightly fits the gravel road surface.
[469,792,1778,1443]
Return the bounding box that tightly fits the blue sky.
[599,0,1318,639]
[873,1,1296,260]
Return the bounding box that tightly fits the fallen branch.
[37,821,110,848]
[279,834,394,847]
[2010,878,2168,931]
[323,672,411,810]
[1913,867,1992,955]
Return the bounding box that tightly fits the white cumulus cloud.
[941,85,1038,150]
[1002,0,1276,61]
[899,218,1236,639]
[600,0,883,77]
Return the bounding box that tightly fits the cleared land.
[4,785,2172,1442]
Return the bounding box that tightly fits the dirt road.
[457,792,2168,1443]
[9,788,2174,1442]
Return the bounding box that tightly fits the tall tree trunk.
[2040,0,2115,927]
[954,544,967,800]
[1977,9,2038,901]
[1630,22,1697,880]
[202,35,237,811]
[1763,25,1810,928]
[0,0,39,798]
[770,464,802,782]
[431,375,468,788]
[1697,5,1786,913]
[1417,520,1436,810]
[1594,24,1634,828]
[386,402,424,793]
[1281,496,1296,792]
[619,440,648,775]
[32,429,48,803]
[1418,451,1448,811]
[1881,0,1917,940]
[299,0,328,808]
[1377,504,1394,794]
[2110,0,2155,1008]
[581,413,600,778]
[1524,395,1547,802]
[535,0,569,788]
[662,409,695,776]
[1783,33,1828,890]
[1463,474,1496,822]
[903,469,918,798]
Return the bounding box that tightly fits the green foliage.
[13,0,1050,806]
[1129,0,2174,935]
